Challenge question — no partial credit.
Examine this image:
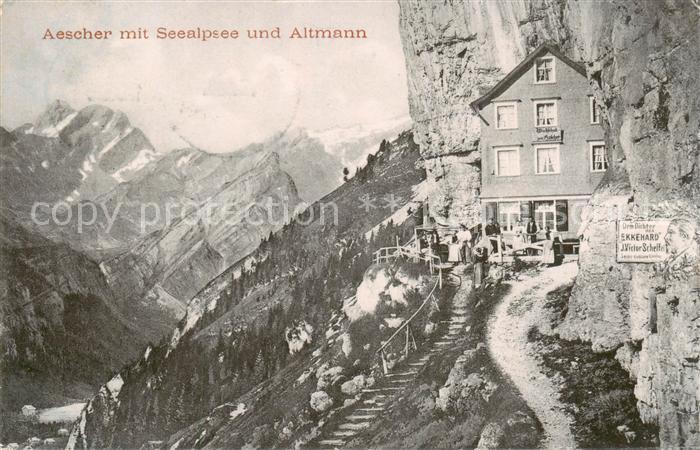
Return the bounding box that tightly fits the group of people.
[484,217,542,253]
[419,215,560,288]
[439,224,492,288]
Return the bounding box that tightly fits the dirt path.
[487,262,579,450]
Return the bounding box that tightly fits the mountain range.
[0,100,410,427]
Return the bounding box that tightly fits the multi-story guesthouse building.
[470,43,606,242]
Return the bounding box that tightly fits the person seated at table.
[418,234,429,255]
[484,218,501,253]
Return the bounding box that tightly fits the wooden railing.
[370,236,446,374]
[373,236,443,282]
[374,273,441,374]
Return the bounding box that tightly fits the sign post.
[617,220,670,263]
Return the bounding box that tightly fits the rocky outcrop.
[309,391,333,412]
[398,0,699,446]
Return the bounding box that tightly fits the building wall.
[479,50,605,200]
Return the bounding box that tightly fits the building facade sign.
[533,126,563,144]
[617,220,670,262]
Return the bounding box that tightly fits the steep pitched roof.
[470,42,587,112]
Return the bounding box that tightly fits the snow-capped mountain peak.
[306,115,412,169]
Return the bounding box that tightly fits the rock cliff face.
[99,148,302,316]
[398,0,699,446]
[0,214,147,411]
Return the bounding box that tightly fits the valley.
[0,100,407,446]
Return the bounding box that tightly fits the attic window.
[534,57,555,83]
[494,101,518,130]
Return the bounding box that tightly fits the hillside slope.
[68,130,426,449]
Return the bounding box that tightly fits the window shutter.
[555,200,569,232]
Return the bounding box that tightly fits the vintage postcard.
[1,1,698,449]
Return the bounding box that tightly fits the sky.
[1,1,410,153]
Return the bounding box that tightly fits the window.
[498,202,521,231]
[589,141,608,172]
[534,201,556,232]
[495,147,520,176]
[534,57,555,83]
[494,102,518,129]
[534,101,558,127]
[535,145,560,174]
[590,97,600,124]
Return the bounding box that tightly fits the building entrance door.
[534,201,555,232]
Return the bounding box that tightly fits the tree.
[343,167,350,182]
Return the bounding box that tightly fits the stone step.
[356,406,384,412]
[386,370,418,377]
[318,438,345,446]
[332,430,358,436]
[346,413,377,421]
[338,422,370,431]
[362,387,403,393]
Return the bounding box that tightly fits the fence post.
[405,326,410,357]
[498,235,504,264]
